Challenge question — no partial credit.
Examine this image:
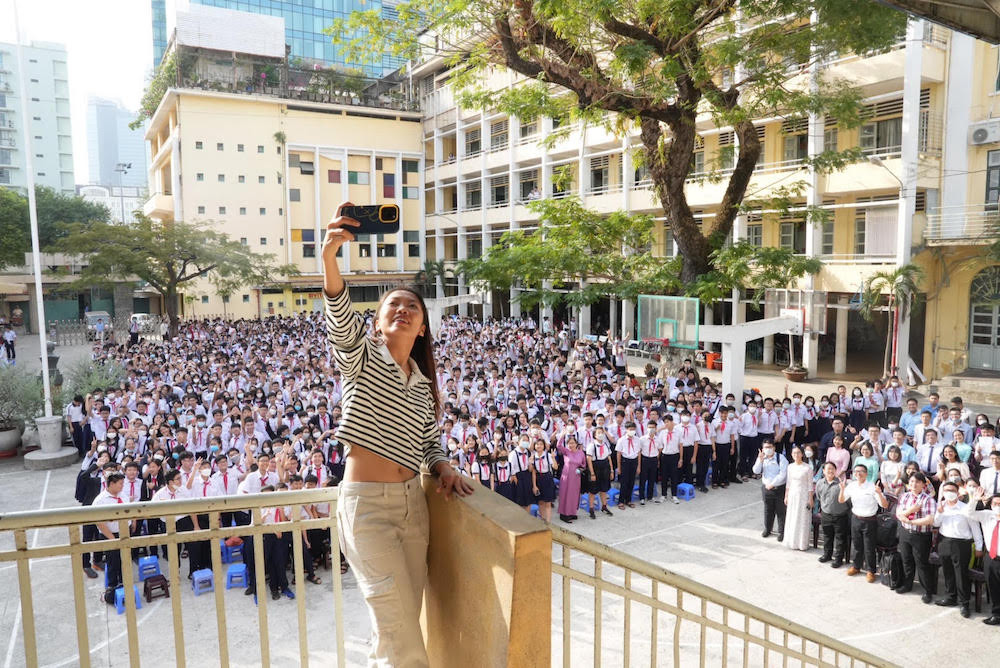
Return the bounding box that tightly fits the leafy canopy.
[0,186,110,268]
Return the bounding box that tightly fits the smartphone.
[341,204,400,235]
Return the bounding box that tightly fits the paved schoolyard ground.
[1,453,990,668]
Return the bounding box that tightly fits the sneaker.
[640,499,645,506]
[672,496,680,504]
[831,560,843,569]
[84,567,98,579]
[271,589,280,600]
[282,588,296,600]
[589,509,596,519]
[653,498,662,504]
[817,555,831,564]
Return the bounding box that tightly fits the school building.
[139,8,1000,383]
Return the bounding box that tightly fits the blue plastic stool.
[191,568,214,595]
[529,504,539,517]
[137,555,161,581]
[676,483,696,501]
[225,563,248,590]
[608,488,620,504]
[114,585,143,615]
[220,540,243,564]
[705,465,713,488]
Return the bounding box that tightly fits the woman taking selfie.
[323,202,474,666]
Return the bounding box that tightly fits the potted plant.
[0,365,44,458]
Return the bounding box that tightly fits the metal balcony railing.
[0,488,345,668]
[925,204,1000,243]
[549,525,896,667]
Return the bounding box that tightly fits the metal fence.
[0,488,345,668]
[549,525,896,668]
[49,316,166,347]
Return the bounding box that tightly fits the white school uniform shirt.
[66,402,85,423]
[508,447,533,474]
[153,485,191,521]
[532,452,555,473]
[212,469,239,496]
[867,390,885,412]
[934,501,984,549]
[885,385,904,408]
[471,460,492,482]
[980,467,1000,496]
[757,410,778,434]
[975,436,998,463]
[607,422,627,442]
[586,437,614,461]
[242,469,278,494]
[92,489,125,535]
[675,422,698,447]
[711,418,733,445]
[638,435,658,458]
[737,412,758,437]
[656,429,678,455]
[696,421,714,446]
[122,476,143,503]
[194,474,218,498]
[615,434,641,459]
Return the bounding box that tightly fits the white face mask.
[200,469,211,479]
[763,448,775,457]
[680,416,690,424]
[748,406,757,414]
[943,491,958,502]
[792,398,800,405]
[805,450,814,458]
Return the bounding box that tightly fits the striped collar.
[379,344,430,388]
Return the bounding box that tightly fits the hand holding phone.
[340,204,400,235]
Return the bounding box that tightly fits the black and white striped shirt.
[325,289,447,474]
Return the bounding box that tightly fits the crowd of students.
[69,309,1000,625]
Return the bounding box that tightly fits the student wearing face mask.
[508,435,535,511]
[975,425,998,466]
[615,422,642,509]
[494,446,514,502]
[848,387,868,433]
[934,481,984,617]
[966,487,1000,625]
[753,440,788,541]
[737,403,760,483]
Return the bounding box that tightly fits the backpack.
[875,512,899,549]
[879,551,904,589]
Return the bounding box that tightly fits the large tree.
[56,216,296,336]
[0,186,110,268]
[330,0,904,285]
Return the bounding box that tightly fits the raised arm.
[322,203,367,377]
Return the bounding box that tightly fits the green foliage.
[858,263,924,376]
[54,215,298,333]
[0,188,29,269]
[698,242,823,306]
[57,358,127,409]
[0,186,111,268]
[130,51,177,130]
[0,365,44,429]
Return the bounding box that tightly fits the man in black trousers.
[752,439,787,541]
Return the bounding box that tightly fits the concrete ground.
[2,453,993,667]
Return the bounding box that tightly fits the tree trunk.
[788,332,797,369]
[883,303,894,379]
[164,288,180,339]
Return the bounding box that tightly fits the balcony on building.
[142,190,173,219]
[924,204,1000,245]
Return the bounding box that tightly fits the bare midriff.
[343,442,417,482]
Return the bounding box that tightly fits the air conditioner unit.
[970,120,1000,146]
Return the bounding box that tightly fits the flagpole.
[13,0,53,417]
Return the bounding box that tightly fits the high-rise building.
[86,97,148,190]
[151,0,405,77]
[0,41,75,194]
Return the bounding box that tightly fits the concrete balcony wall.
[421,476,551,668]
[142,192,174,219]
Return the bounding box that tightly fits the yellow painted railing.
[0,488,344,668]
[549,525,897,668]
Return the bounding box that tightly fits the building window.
[328,169,341,183]
[375,157,383,171]
[239,207,247,215]
[218,174,225,182]
[590,155,609,194]
[377,244,397,257]
[222,295,229,304]
[403,159,418,174]
[465,128,481,156]
[277,176,282,184]
[520,119,537,138]
[290,188,301,202]
[691,151,705,176]
[259,207,266,215]
[278,208,283,215]
[216,142,224,151]
[290,153,301,167]
[780,219,806,253]
[196,173,204,181]
[821,219,835,255]
[824,128,838,153]
[854,215,866,255]
[663,227,675,257]
[0,168,10,184]
[258,176,265,184]
[237,144,244,152]
[260,237,267,245]
[468,237,482,258]
[987,150,1000,207]
[299,161,314,175]
[402,186,419,199]
[218,206,226,214]
[303,244,315,257]
[257,145,264,153]
[242,294,250,303]
[197,206,206,214]
[238,175,245,183]
[491,119,508,150]
[195,141,203,149]
[490,175,509,206]
[783,133,808,162]
[747,224,763,247]
[201,295,209,304]
[383,173,395,198]
[359,245,372,258]
[860,117,902,157]
[465,183,482,209]
[348,170,369,185]
[240,237,247,245]
[520,169,539,200]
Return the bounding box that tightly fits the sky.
[0,0,154,184]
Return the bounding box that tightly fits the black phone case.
[342,205,400,235]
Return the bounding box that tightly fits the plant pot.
[782,368,808,383]
[0,427,21,458]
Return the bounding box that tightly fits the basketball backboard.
[764,289,827,334]
[637,295,701,349]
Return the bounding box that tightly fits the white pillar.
[457,227,468,316]
[610,298,619,340]
[702,305,714,350]
[803,333,819,375]
[622,299,635,340]
[835,296,849,375]
[801,23,822,378]
[721,340,747,403]
[895,18,932,376]
[763,336,774,365]
[434,230,445,299]
[579,281,591,338]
